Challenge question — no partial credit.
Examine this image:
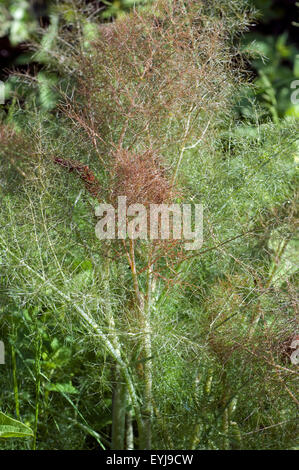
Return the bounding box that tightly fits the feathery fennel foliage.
[0,0,298,450]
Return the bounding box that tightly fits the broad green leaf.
[46,382,78,394]
[0,411,33,439]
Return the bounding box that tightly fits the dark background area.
[253,0,298,43]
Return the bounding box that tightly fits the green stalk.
[111,368,128,449]
[128,240,153,450]
[11,342,20,420]
[32,330,42,450]
[104,254,128,450]
[139,263,153,450]
[222,408,230,450]
[126,404,134,450]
